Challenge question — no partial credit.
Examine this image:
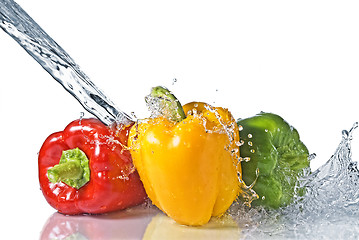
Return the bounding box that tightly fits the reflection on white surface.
[143,213,241,240]
[40,205,242,240]
[40,205,158,240]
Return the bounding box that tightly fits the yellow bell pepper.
[128,86,241,226]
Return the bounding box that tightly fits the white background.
[1,0,359,239]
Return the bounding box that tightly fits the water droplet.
[243,157,251,162]
[131,112,137,119]
[79,112,85,125]
[238,125,243,131]
[248,134,253,138]
[309,153,317,161]
[237,140,244,146]
[342,130,349,139]
[351,122,359,131]
[250,149,255,153]
[248,141,253,146]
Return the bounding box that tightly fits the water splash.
[0,0,133,125]
[298,122,359,211]
[230,123,359,239]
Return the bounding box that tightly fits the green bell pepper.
[237,112,310,209]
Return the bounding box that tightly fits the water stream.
[0,0,133,126]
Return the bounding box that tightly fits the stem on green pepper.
[149,86,186,122]
[47,148,90,189]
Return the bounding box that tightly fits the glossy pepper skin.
[38,118,147,214]
[129,99,241,226]
[237,112,310,209]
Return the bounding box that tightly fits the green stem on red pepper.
[47,148,90,189]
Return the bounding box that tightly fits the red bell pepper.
[38,118,147,214]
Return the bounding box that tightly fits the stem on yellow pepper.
[148,86,186,122]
